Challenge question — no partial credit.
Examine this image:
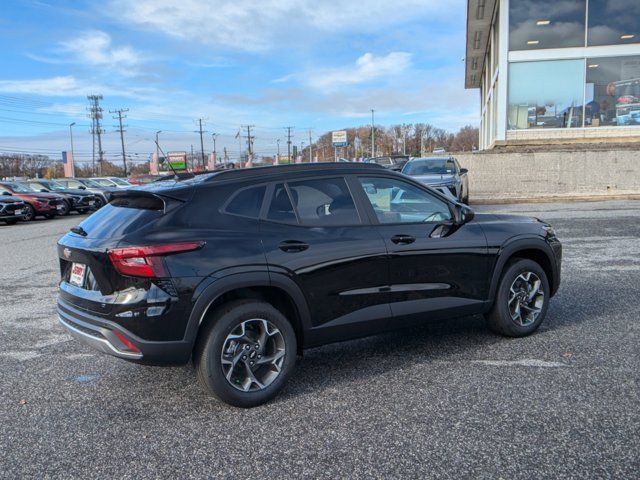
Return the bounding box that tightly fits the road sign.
[332,130,348,147]
[167,151,187,170]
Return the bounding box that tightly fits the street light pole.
[371,109,375,158]
[211,133,218,168]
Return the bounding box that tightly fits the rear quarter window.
[223,185,266,219]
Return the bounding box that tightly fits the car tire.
[23,203,35,222]
[462,195,469,205]
[485,258,550,337]
[94,197,105,209]
[194,299,297,408]
[58,201,70,216]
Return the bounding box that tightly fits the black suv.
[25,179,97,215]
[57,163,561,407]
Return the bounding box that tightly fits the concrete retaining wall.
[456,148,640,201]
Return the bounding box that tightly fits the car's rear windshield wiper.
[70,226,88,236]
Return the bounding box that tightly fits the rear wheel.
[485,258,549,337]
[195,299,297,408]
[22,204,35,222]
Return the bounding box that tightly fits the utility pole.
[241,125,255,162]
[370,109,375,158]
[196,118,207,169]
[211,133,218,166]
[87,95,104,174]
[111,108,129,176]
[155,131,162,163]
[308,129,313,162]
[284,126,294,163]
[276,139,280,164]
[68,122,75,160]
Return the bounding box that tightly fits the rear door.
[259,176,390,345]
[354,175,490,325]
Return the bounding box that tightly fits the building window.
[588,1,640,46]
[509,0,586,50]
[508,60,584,129]
[585,56,640,127]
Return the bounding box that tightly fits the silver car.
[401,156,469,204]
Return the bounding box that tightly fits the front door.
[354,175,490,325]
[259,177,391,346]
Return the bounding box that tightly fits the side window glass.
[287,177,360,226]
[359,177,452,224]
[224,185,266,219]
[266,183,297,224]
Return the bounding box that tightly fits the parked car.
[365,155,410,172]
[90,177,132,189]
[128,174,162,185]
[0,194,27,225]
[402,156,469,204]
[57,162,561,407]
[53,178,111,208]
[24,179,97,215]
[0,181,64,220]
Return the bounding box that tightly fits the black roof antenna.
[153,137,179,177]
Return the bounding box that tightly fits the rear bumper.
[57,297,192,365]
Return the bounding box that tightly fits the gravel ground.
[1,201,639,479]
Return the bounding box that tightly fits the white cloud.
[108,0,458,52]
[59,30,142,68]
[0,75,155,99]
[277,52,412,91]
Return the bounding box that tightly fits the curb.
[469,194,640,205]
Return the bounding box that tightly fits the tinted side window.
[224,185,265,218]
[266,183,297,224]
[287,177,360,226]
[359,177,452,224]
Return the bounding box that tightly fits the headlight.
[543,225,557,238]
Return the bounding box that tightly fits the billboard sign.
[332,130,348,147]
[167,151,187,170]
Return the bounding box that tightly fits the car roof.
[204,162,386,183]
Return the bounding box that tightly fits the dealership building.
[465,0,640,150]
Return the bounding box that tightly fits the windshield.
[93,178,116,187]
[41,180,66,191]
[80,179,101,188]
[403,158,457,176]
[4,182,33,193]
[110,177,131,186]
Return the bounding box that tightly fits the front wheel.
[58,201,70,216]
[22,203,35,222]
[485,258,550,337]
[194,300,297,408]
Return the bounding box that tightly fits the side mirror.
[460,168,468,174]
[454,204,475,225]
[78,186,86,190]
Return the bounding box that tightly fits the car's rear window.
[75,203,163,239]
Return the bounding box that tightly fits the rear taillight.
[107,241,204,278]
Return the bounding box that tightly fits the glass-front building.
[465,0,640,149]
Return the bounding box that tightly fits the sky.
[0,0,477,164]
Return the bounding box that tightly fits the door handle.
[390,234,415,245]
[278,240,309,252]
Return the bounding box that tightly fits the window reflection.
[508,60,584,129]
[588,0,640,46]
[586,56,640,127]
[509,0,586,50]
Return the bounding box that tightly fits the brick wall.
[456,148,640,200]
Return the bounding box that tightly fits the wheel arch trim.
[183,271,312,347]
[488,236,558,302]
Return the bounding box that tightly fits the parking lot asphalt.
[1,201,639,479]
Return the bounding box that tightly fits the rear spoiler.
[109,190,187,212]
